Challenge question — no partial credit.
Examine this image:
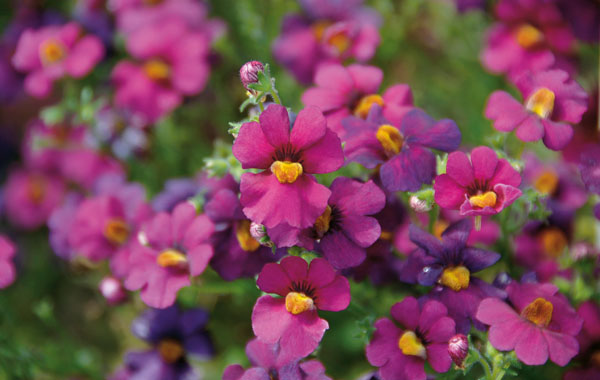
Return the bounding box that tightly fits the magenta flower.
[366,297,456,380]
[476,282,583,366]
[11,22,104,98]
[434,146,522,216]
[125,202,214,308]
[112,17,211,122]
[0,235,16,289]
[252,256,350,364]
[3,168,65,230]
[302,63,414,135]
[344,106,461,192]
[481,0,575,78]
[232,104,344,229]
[222,338,331,380]
[485,70,588,150]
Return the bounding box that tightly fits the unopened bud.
[99,276,127,305]
[448,334,468,368]
[250,222,266,241]
[409,195,431,213]
[240,61,264,91]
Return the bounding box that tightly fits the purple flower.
[48,191,84,260]
[398,219,504,333]
[366,297,456,380]
[579,144,600,195]
[434,146,522,216]
[485,70,588,150]
[476,282,583,366]
[232,104,344,229]
[252,256,350,364]
[0,235,16,289]
[344,106,461,192]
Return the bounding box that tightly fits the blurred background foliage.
[0,0,597,379]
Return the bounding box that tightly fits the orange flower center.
[521,297,553,327]
[534,170,559,195]
[433,220,450,240]
[525,87,555,119]
[515,24,544,48]
[236,220,260,252]
[376,124,404,157]
[103,219,130,245]
[398,331,426,359]
[40,39,66,65]
[28,176,46,204]
[271,161,303,184]
[314,206,332,238]
[311,20,332,41]
[439,266,470,292]
[380,230,393,241]
[285,292,314,315]
[156,249,188,269]
[143,59,171,81]
[354,94,385,118]
[538,227,568,258]
[158,339,184,363]
[327,30,351,55]
[469,191,497,209]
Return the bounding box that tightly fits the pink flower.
[252,256,350,364]
[0,235,16,289]
[476,282,583,366]
[112,17,211,122]
[12,22,104,98]
[232,104,344,229]
[301,63,414,135]
[124,202,214,308]
[485,70,588,151]
[3,168,65,230]
[366,297,456,380]
[434,146,522,216]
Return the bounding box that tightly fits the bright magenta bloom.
[0,235,16,289]
[232,104,344,229]
[125,202,214,308]
[252,256,350,364]
[12,22,104,98]
[434,146,522,216]
[112,17,211,122]
[485,70,588,150]
[476,282,583,366]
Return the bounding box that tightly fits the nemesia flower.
[48,191,83,260]
[485,70,588,150]
[453,0,485,12]
[476,282,583,366]
[3,168,65,230]
[252,256,350,364]
[222,338,331,380]
[398,220,504,333]
[112,17,211,122]
[563,90,598,162]
[204,187,285,281]
[59,147,124,190]
[563,301,600,380]
[366,297,456,380]
[579,144,600,195]
[433,210,501,247]
[116,305,213,380]
[232,104,344,229]
[73,0,114,45]
[302,63,414,135]
[90,106,149,160]
[434,146,522,216]
[481,0,575,78]
[557,0,600,43]
[11,22,104,98]
[0,235,16,289]
[125,202,214,308]
[344,106,461,192]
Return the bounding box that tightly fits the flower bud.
[99,276,127,305]
[409,195,431,213]
[249,222,266,241]
[239,61,264,91]
[448,334,468,368]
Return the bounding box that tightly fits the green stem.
[258,101,264,112]
[469,344,493,380]
[270,90,282,105]
[427,204,439,234]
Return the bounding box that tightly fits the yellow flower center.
[439,266,470,292]
[236,220,260,252]
[376,124,404,157]
[380,230,393,241]
[314,206,332,238]
[311,20,332,41]
[398,331,427,359]
[158,339,184,364]
[103,219,130,245]
[28,176,46,204]
[433,220,450,240]
[40,39,66,65]
[143,59,171,81]
[354,94,385,119]
[327,30,351,55]
[285,292,314,315]
[469,191,497,209]
[515,24,544,48]
[271,161,303,184]
[156,249,188,269]
[525,87,555,119]
[521,297,553,327]
[534,170,559,195]
[539,227,568,259]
